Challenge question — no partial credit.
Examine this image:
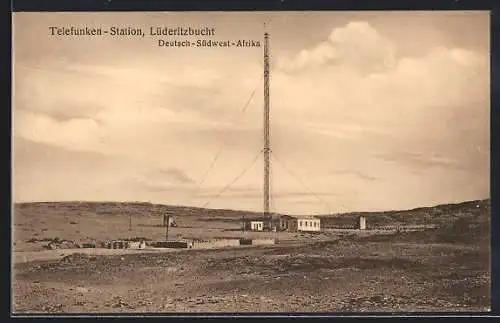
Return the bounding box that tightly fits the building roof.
[292,215,321,220]
[243,214,321,221]
[244,217,272,222]
[276,214,295,219]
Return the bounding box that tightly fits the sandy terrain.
[12,248,184,265]
[11,200,491,314]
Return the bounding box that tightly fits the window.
[313,222,317,227]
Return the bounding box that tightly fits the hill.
[14,201,263,220]
[14,198,490,227]
[319,199,490,229]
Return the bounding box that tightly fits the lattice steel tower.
[263,32,271,219]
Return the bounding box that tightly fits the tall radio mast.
[263,32,271,221]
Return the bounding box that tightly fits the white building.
[244,215,321,232]
[359,216,367,230]
[250,221,264,231]
[275,215,322,232]
[297,217,321,232]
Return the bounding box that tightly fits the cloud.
[14,66,106,121]
[13,54,265,163]
[12,137,141,202]
[158,168,194,184]
[14,110,107,153]
[270,22,488,181]
[193,188,339,199]
[277,21,396,74]
[329,169,381,181]
[134,167,195,192]
[294,122,392,140]
[374,151,469,172]
[273,44,487,124]
[12,15,490,212]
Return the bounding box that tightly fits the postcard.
[11,11,490,314]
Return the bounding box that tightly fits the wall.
[251,239,276,245]
[151,241,190,248]
[191,238,275,248]
[192,239,240,249]
[128,241,146,249]
[106,240,129,249]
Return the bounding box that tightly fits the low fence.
[323,224,437,231]
[104,238,277,251]
[323,225,358,230]
[375,225,437,232]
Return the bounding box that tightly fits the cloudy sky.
[12,11,490,214]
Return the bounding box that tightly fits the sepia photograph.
[12,11,490,314]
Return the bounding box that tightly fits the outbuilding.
[275,215,321,232]
[250,221,264,231]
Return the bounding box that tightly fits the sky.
[12,11,490,214]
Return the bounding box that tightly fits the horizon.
[12,11,490,214]
[12,197,491,216]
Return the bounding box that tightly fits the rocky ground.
[12,233,490,314]
[12,199,491,314]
